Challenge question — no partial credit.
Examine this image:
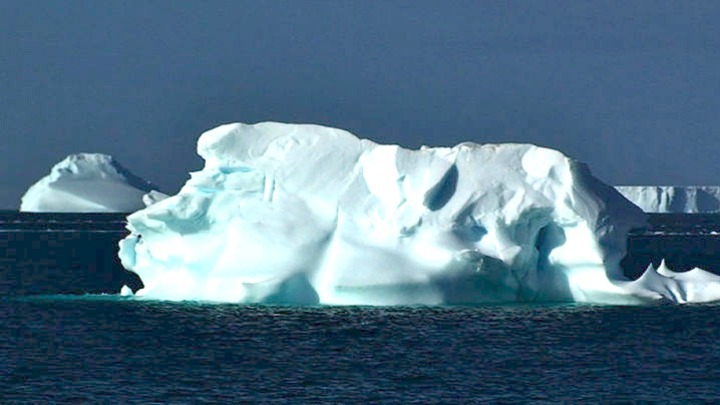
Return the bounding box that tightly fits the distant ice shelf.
[616,186,720,213]
[117,122,720,305]
[20,153,166,213]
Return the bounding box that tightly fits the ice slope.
[21,153,160,213]
[142,190,169,207]
[616,186,720,213]
[119,122,720,305]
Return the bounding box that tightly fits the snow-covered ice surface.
[616,186,720,213]
[119,122,720,305]
[21,153,159,213]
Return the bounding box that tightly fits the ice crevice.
[118,122,720,305]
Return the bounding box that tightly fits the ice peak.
[21,153,160,213]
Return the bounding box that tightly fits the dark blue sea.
[3,299,720,402]
[2,212,720,402]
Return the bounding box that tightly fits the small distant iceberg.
[616,186,720,213]
[20,153,165,213]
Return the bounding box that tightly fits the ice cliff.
[119,122,720,305]
[21,153,163,213]
[616,186,720,213]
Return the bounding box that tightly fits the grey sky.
[2,1,719,209]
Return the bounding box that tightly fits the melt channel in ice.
[21,153,166,213]
[118,122,720,305]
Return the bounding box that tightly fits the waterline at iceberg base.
[118,122,720,305]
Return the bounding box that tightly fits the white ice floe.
[120,285,134,297]
[118,122,720,305]
[20,153,160,213]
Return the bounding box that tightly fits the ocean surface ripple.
[2,298,720,402]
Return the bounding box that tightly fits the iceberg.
[624,260,720,304]
[21,153,161,213]
[616,186,720,213]
[142,190,169,207]
[118,122,720,305]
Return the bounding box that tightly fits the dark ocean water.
[2,298,720,403]
[2,212,720,402]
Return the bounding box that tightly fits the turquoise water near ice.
[2,297,720,403]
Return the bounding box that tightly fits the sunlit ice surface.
[119,122,720,305]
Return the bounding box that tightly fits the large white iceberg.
[118,122,720,305]
[21,153,163,213]
[616,186,720,213]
